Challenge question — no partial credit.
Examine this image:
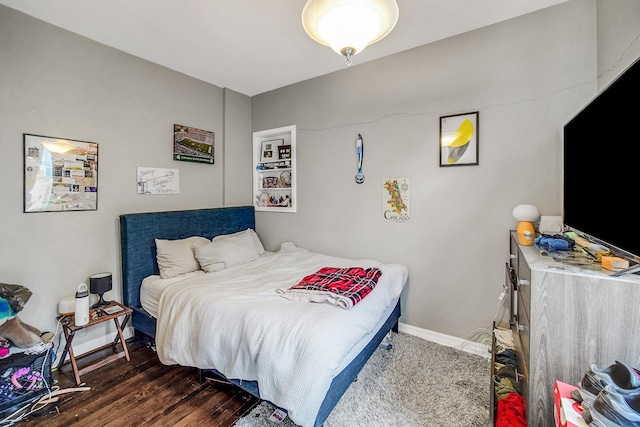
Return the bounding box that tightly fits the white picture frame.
[260,139,283,163]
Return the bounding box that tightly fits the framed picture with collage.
[23,134,98,212]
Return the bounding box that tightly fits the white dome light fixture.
[302,0,399,66]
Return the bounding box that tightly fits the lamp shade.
[512,204,540,222]
[302,0,399,64]
[89,272,112,308]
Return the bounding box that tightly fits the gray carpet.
[234,331,490,427]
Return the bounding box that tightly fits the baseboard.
[398,322,491,358]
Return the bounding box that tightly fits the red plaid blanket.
[277,267,382,309]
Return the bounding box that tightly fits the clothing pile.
[0,283,47,356]
[493,328,526,427]
[534,233,575,251]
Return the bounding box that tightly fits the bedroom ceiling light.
[302,0,399,66]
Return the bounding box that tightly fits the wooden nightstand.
[57,301,132,385]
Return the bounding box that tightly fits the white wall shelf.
[252,125,296,213]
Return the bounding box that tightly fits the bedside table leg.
[61,327,82,385]
[112,316,130,362]
[57,326,73,370]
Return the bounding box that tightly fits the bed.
[119,206,407,427]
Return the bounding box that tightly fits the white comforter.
[155,243,408,427]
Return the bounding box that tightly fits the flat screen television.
[563,55,640,273]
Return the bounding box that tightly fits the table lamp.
[89,272,112,308]
[512,204,540,245]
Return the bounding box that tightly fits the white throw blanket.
[155,243,408,427]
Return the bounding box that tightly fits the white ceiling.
[0,0,569,97]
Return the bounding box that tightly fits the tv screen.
[563,56,640,259]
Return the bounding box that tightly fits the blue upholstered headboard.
[119,206,255,311]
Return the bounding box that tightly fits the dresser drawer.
[509,234,519,271]
[512,312,529,421]
[516,249,531,323]
[505,263,517,326]
[516,299,530,368]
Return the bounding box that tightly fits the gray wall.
[251,0,640,339]
[596,0,640,89]
[0,6,251,347]
[223,88,253,206]
[1,0,639,350]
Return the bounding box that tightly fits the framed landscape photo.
[439,111,479,167]
[173,124,215,164]
[261,139,283,162]
[23,134,98,212]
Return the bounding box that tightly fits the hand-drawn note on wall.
[137,167,179,195]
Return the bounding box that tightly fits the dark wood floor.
[6,339,260,426]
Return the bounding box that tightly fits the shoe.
[580,385,640,426]
[570,360,640,407]
[40,331,54,344]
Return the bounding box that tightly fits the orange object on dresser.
[601,256,629,272]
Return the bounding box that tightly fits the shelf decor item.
[261,139,283,163]
[278,145,291,160]
[279,171,292,187]
[439,111,479,167]
[23,134,98,212]
[262,176,279,188]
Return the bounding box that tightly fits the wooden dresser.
[504,231,640,426]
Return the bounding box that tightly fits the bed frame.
[119,206,400,427]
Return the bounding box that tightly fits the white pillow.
[155,236,210,279]
[195,232,260,272]
[212,228,265,255]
